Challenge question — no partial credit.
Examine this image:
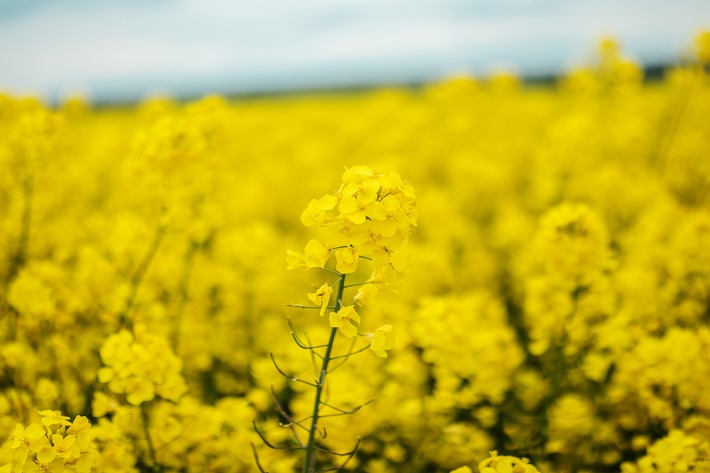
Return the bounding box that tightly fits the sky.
[0,0,709,102]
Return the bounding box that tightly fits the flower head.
[292,166,416,283]
[364,324,396,358]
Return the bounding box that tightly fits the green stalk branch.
[141,404,162,473]
[302,273,345,473]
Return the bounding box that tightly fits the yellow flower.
[66,416,91,436]
[303,239,331,268]
[36,445,56,465]
[335,246,359,274]
[301,194,338,227]
[51,434,75,460]
[125,377,156,406]
[10,423,46,453]
[370,195,403,237]
[338,195,369,224]
[478,451,541,473]
[342,165,375,184]
[307,283,333,315]
[38,410,71,428]
[23,457,65,473]
[326,218,370,248]
[286,249,307,270]
[288,240,333,270]
[155,371,188,402]
[329,306,360,338]
[98,330,186,406]
[365,325,396,358]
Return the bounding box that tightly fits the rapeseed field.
[0,34,709,472]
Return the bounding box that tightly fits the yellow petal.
[340,321,358,338]
[328,312,340,328]
[37,445,56,465]
[317,194,338,210]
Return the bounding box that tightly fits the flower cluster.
[451,451,541,473]
[519,202,614,357]
[1,410,99,473]
[97,329,187,406]
[289,165,417,283]
[622,429,710,473]
[608,327,710,429]
[287,165,417,354]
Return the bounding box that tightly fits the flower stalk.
[302,274,345,473]
[262,165,416,471]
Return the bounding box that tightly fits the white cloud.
[0,0,708,100]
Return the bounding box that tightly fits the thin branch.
[283,416,327,440]
[290,414,314,425]
[327,338,360,373]
[87,286,113,317]
[270,353,318,387]
[320,267,343,276]
[251,443,269,473]
[318,411,366,420]
[270,387,307,444]
[101,249,132,281]
[320,399,374,416]
[329,344,370,360]
[302,332,323,377]
[322,438,361,471]
[313,438,361,456]
[288,318,328,351]
[285,303,336,310]
[343,282,372,289]
[290,333,325,358]
[140,404,162,472]
[253,420,305,451]
[154,424,189,453]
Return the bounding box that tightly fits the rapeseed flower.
[329,306,361,338]
[364,325,395,358]
[307,283,333,315]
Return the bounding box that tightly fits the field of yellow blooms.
[1,35,709,473]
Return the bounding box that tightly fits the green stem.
[140,404,162,472]
[302,273,345,473]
